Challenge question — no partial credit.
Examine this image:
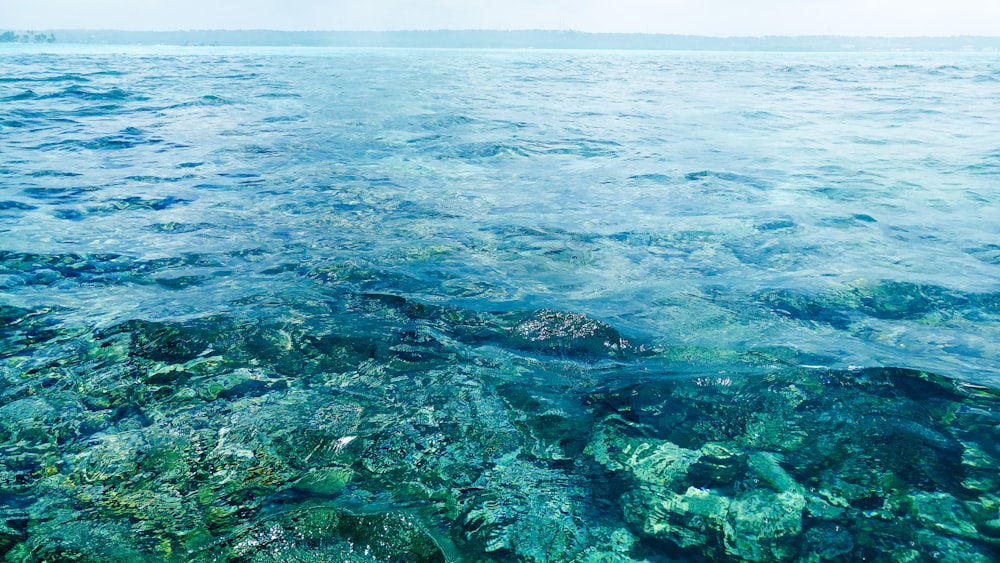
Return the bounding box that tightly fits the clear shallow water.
[1,45,999,561]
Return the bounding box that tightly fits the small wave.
[146,222,215,234]
[889,107,944,116]
[963,162,1000,175]
[155,275,208,290]
[685,170,770,188]
[846,136,889,145]
[438,142,530,160]
[8,108,48,119]
[683,170,772,202]
[238,144,278,156]
[262,115,304,123]
[74,103,128,117]
[755,219,798,232]
[49,196,191,219]
[0,200,38,211]
[51,73,94,82]
[72,128,162,151]
[964,244,1000,265]
[418,114,476,131]
[539,138,620,158]
[53,208,86,221]
[35,134,163,152]
[22,186,98,202]
[737,110,787,120]
[628,173,674,183]
[162,95,234,110]
[86,70,127,78]
[41,85,140,101]
[124,174,195,184]
[820,213,878,228]
[28,170,83,178]
[0,73,90,83]
[196,94,233,105]
[864,64,920,71]
[102,196,191,212]
[212,172,266,185]
[1,90,38,102]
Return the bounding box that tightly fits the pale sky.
[1,0,997,37]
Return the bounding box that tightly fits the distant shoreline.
[2,30,999,51]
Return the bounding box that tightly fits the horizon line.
[7,29,1000,40]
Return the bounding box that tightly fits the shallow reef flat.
[1,291,999,561]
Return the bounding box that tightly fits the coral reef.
[1,283,998,561]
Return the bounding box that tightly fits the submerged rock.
[754,278,1000,330]
[585,366,1000,561]
[507,308,642,359]
[191,507,446,563]
[590,423,807,561]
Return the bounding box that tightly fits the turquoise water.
[1,45,999,561]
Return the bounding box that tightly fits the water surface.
[1,45,999,561]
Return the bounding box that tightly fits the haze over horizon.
[2,0,998,37]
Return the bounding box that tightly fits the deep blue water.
[1,45,999,561]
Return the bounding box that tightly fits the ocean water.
[1,44,999,561]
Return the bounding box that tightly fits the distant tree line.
[0,31,56,43]
[4,30,1000,51]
